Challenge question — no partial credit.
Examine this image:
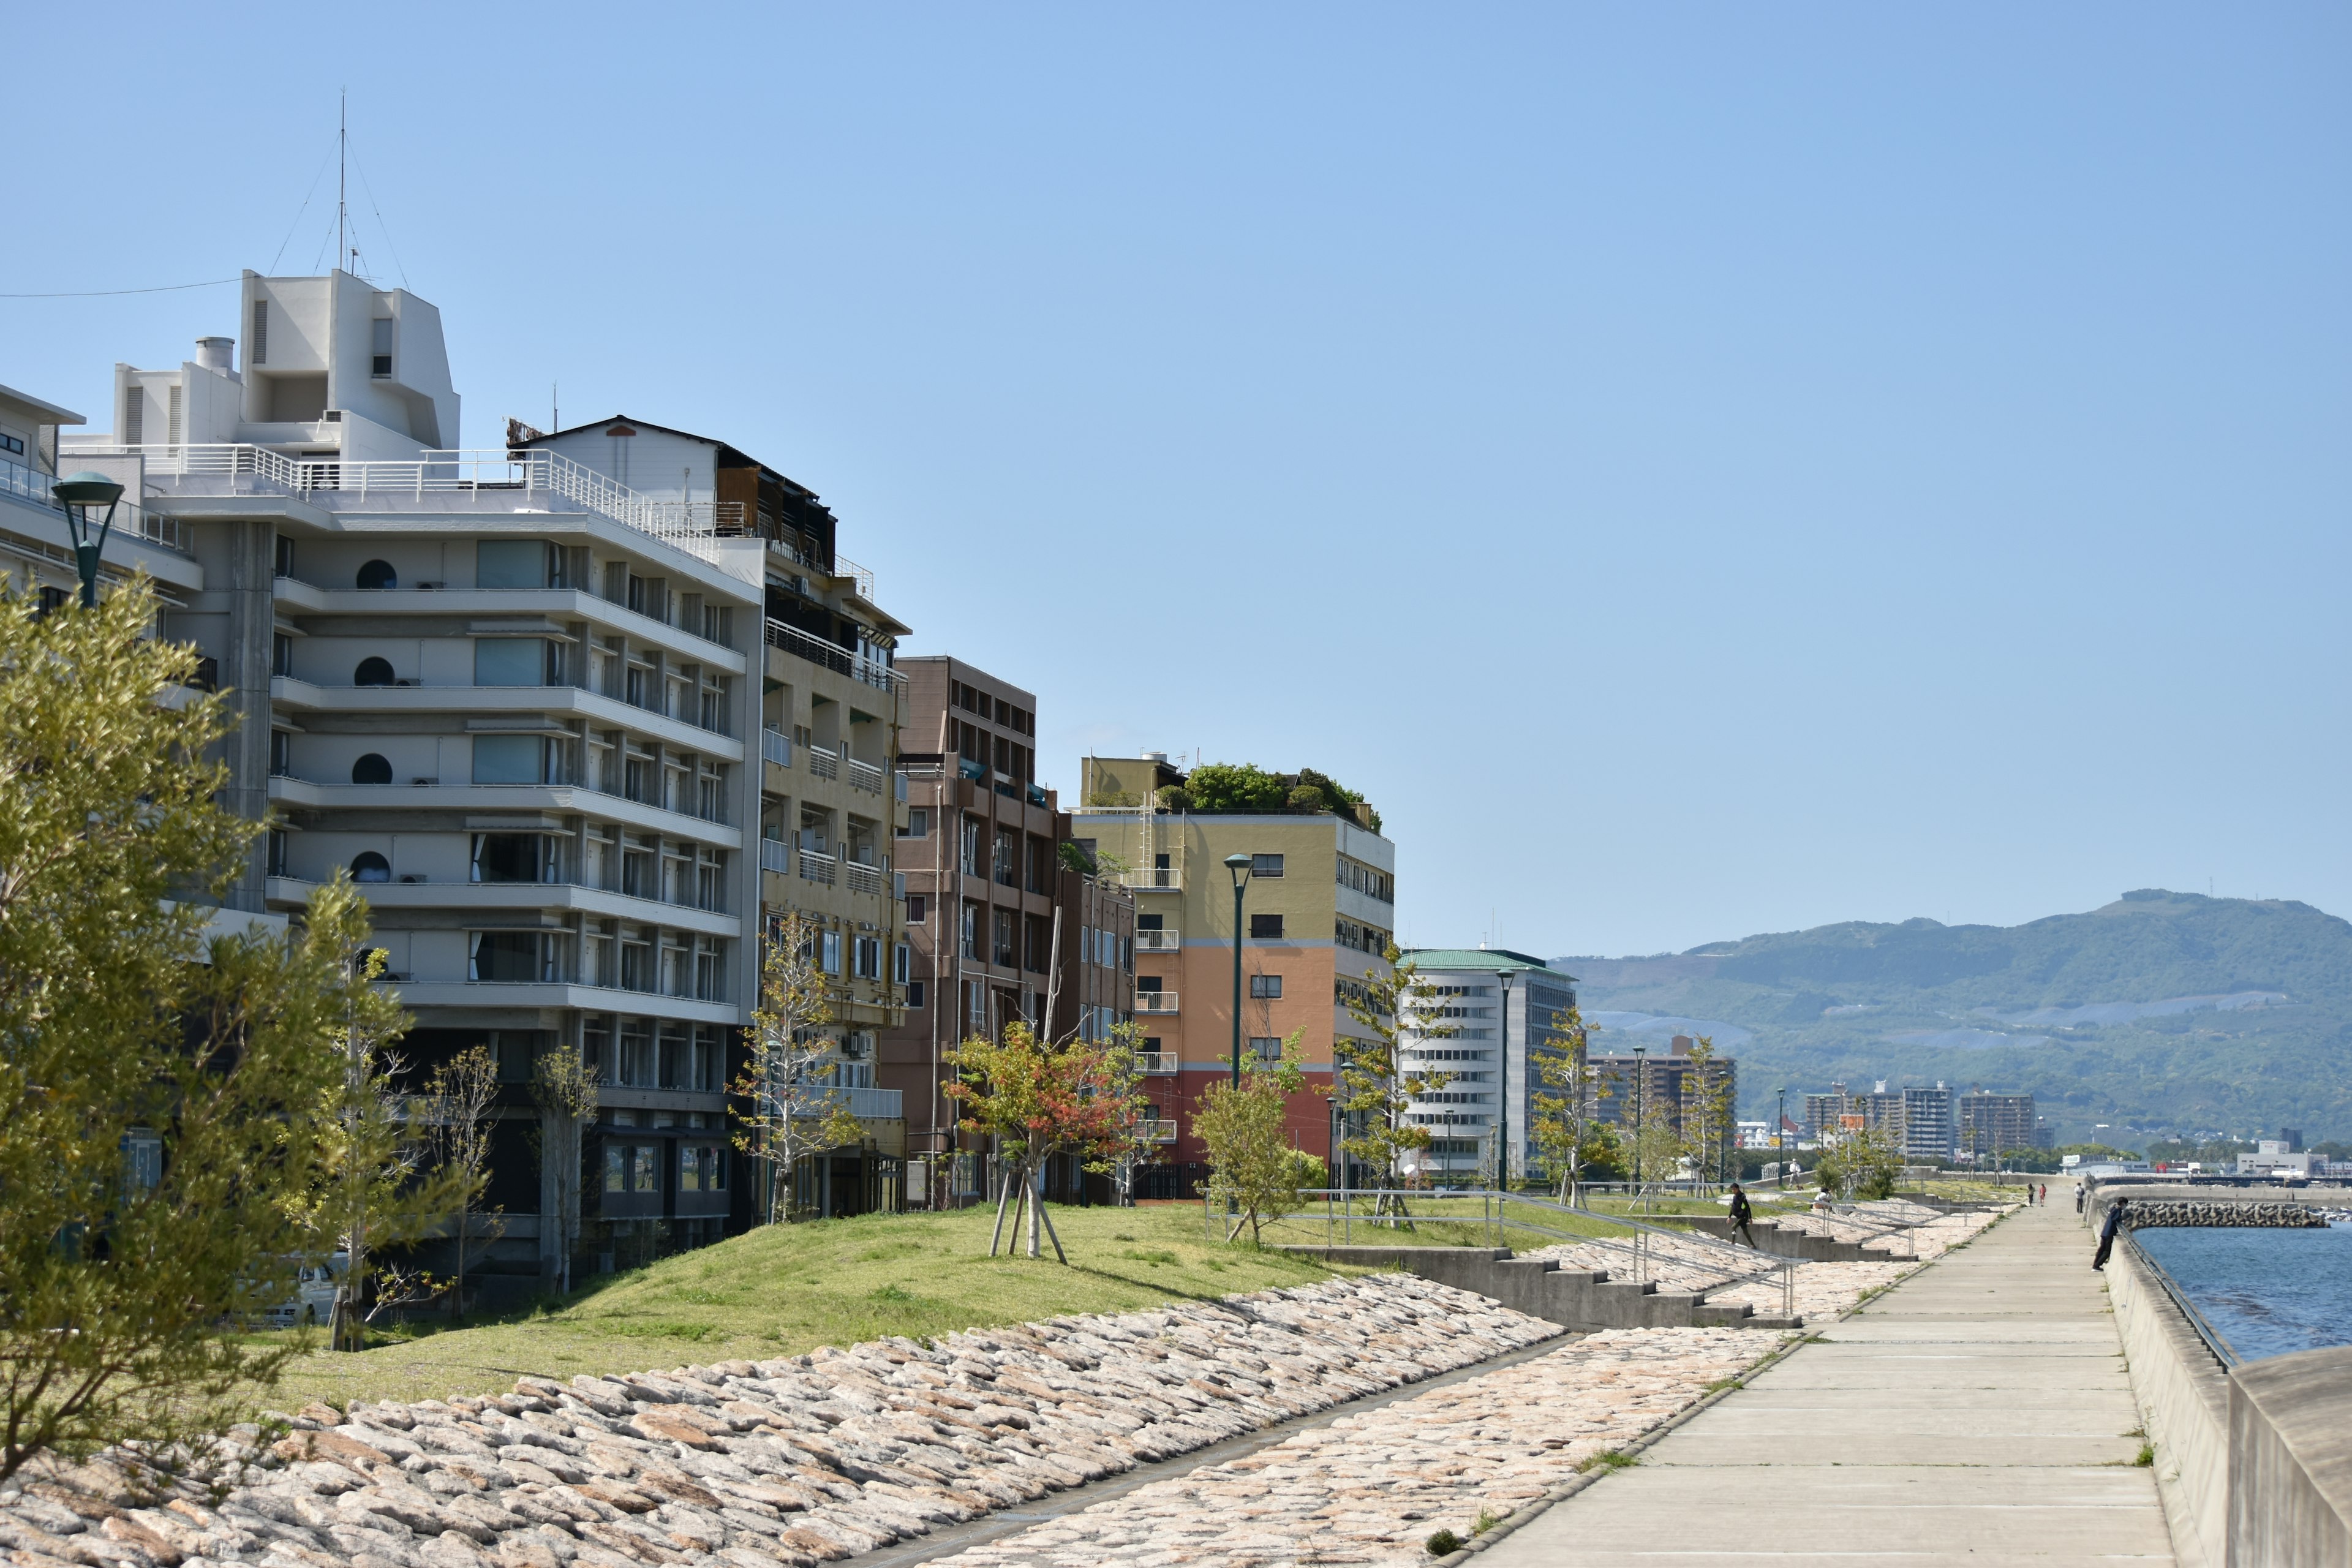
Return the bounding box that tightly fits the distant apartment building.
[1957,1091,2043,1159]
[1397,949,1578,1182]
[882,658,1134,1206]
[1900,1084,1956,1163]
[60,268,911,1285]
[1068,755,1396,1190]
[1587,1033,1738,1166]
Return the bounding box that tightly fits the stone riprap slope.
[933,1327,1775,1568]
[0,1277,1561,1568]
[2118,1199,2329,1229]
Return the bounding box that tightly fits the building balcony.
[846,756,884,794]
[1134,928,1181,952]
[845,859,887,895]
[797,1085,903,1120]
[760,839,791,875]
[761,728,792,767]
[1136,990,1178,1015]
[807,744,839,781]
[1137,1118,1179,1144]
[764,618,903,695]
[2,452,189,554]
[798,848,838,886]
[1118,869,1183,892]
[1133,1051,1178,1076]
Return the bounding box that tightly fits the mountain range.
[1556,889,2352,1144]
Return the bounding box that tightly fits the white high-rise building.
[1395,948,1580,1183]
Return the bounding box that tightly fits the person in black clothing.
[1728,1182,1757,1248]
[2092,1196,2128,1270]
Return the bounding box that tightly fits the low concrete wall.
[2229,1347,2352,1567]
[1676,1215,1901,1262]
[1273,1246,1798,1332]
[2111,1246,2230,1568]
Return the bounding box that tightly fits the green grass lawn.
[262,1200,1371,1409]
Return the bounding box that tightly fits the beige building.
[1069,755,1396,1193]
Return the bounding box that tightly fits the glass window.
[633,1145,660,1193]
[477,540,548,590]
[351,851,391,883]
[356,559,396,590]
[472,735,543,785]
[1250,974,1283,1000]
[1251,853,1284,878]
[679,1144,702,1191]
[1250,913,1284,939]
[605,1146,626,1192]
[351,753,392,785]
[353,656,396,686]
[471,932,541,982]
[474,638,545,686]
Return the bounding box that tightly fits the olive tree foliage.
[1336,945,1456,1212]
[0,579,388,1485]
[731,911,864,1224]
[1194,1032,1311,1243]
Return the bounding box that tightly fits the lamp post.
[1775,1086,1788,1189]
[1494,968,1516,1193]
[1224,853,1253,1088]
[1631,1042,1648,1200]
[52,472,124,608]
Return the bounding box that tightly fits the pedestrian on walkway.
[2075,1183,2084,1215]
[2092,1196,2128,1270]
[1728,1182,1757,1247]
[2038,1183,2048,1207]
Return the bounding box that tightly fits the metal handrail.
[2121,1232,2241,1368]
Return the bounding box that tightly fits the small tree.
[732,911,865,1223]
[1678,1036,1736,1190]
[1336,944,1455,1213]
[0,577,415,1482]
[531,1045,599,1295]
[1195,1032,1310,1243]
[298,959,471,1351]
[944,1020,1144,1259]
[1814,1123,1903,1200]
[1531,999,1614,1202]
[423,1045,503,1319]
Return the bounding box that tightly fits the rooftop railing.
[1,453,187,554]
[763,617,905,694]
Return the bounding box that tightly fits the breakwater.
[2118,1199,2328,1229]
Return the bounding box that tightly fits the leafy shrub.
[1424,1529,1463,1556]
[1184,763,1287,813]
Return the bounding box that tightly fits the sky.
[6,5,2346,959]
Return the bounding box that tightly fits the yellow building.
[1069,755,1396,1189]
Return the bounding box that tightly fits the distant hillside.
[1558,891,2352,1143]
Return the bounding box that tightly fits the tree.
[0,578,392,1483]
[531,1044,599,1295]
[944,1020,1145,1259]
[1531,999,1615,1201]
[1678,1036,1737,1189]
[731,911,866,1223]
[1813,1123,1904,1200]
[1183,762,1289,813]
[1195,1032,1311,1243]
[1336,944,1456,1210]
[422,1045,503,1319]
[295,956,471,1351]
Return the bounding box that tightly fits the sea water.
[2134,1221,2352,1362]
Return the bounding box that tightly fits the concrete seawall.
[2109,1221,2352,1565]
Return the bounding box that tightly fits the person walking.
[2038,1183,2048,1207]
[2092,1196,2128,1270]
[1728,1182,1757,1248]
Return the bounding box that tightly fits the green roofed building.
[1398,948,1579,1184]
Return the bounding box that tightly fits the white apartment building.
[56,268,910,1287]
[1396,948,1580,1183]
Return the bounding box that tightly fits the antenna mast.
[337,89,348,273]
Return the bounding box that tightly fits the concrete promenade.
[1479,1201,2176,1566]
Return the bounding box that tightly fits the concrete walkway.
[1479,1201,2176,1566]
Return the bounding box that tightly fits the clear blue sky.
[8,5,2346,959]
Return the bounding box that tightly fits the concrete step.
[1270,1243,1803,1332]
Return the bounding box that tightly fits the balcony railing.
[797,1084,903,1120]
[832,553,877,600]
[1136,991,1178,1015]
[845,860,887,895]
[1137,1118,1178,1144]
[764,617,904,694]
[805,744,840,781]
[1134,1052,1178,1075]
[798,848,838,886]
[1,453,187,554]
[760,839,791,875]
[846,756,884,794]
[66,443,731,563]
[761,728,792,767]
[1134,929,1181,951]
[1118,869,1183,892]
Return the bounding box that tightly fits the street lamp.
[1630,1042,1648,1200]
[51,471,124,608]
[1224,853,1253,1088]
[1775,1085,1788,1189]
[1494,968,1516,1193]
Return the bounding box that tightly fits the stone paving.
[0,1277,1558,1568]
[929,1329,1779,1568]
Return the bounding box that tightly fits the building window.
[605,1146,627,1192]
[1250,974,1283,1000]
[908,979,926,1009]
[901,808,928,839]
[356,559,396,590]
[820,930,842,974]
[251,299,268,364]
[352,851,391,883]
[1249,1037,1284,1063]
[961,902,981,961]
[960,818,981,876]
[371,317,394,377]
[353,656,396,687]
[993,828,1017,888]
[1251,853,1284,878]
[907,894,927,924]
[894,943,910,985]
[0,434,22,457]
[1250,913,1284,939]
[992,908,1016,968]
